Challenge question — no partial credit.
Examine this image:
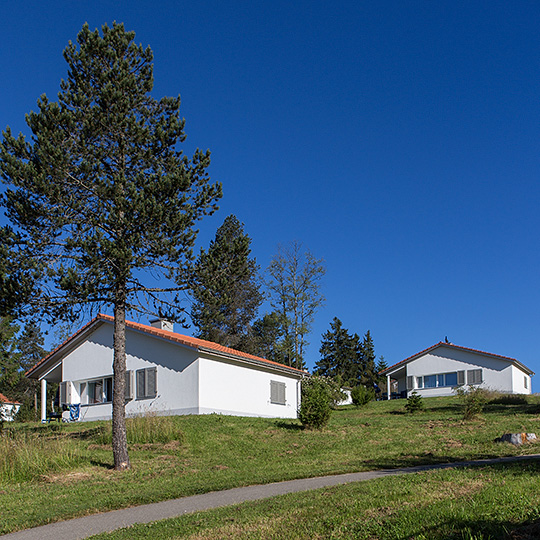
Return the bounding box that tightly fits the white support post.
[40,379,47,423]
[387,375,391,400]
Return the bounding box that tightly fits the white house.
[26,314,307,423]
[0,393,21,422]
[381,342,534,399]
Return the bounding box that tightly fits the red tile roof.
[27,313,307,377]
[380,341,533,376]
[0,393,20,405]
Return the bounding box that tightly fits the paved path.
[3,454,539,540]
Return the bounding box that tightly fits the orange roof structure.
[27,313,307,378]
[0,393,20,405]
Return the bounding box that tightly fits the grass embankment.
[0,395,539,534]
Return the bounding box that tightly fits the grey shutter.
[125,371,133,399]
[270,381,278,403]
[278,382,286,405]
[136,370,145,398]
[467,369,482,384]
[457,371,465,385]
[59,381,67,405]
[406,376,413,390]
[147,368,157,398]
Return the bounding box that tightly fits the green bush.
[456,385,488,420]
[351,385,375,407]
[405,390,425,413]
[298,376,332,429]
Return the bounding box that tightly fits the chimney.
[149,318,174,332]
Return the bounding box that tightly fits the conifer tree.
[0,317,20,398]
[0,23,221,469]
[359,330,378,388]
[248,311,286,363]
[190,215,262,350]
[315,317,359,383]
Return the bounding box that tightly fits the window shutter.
[467,369,482,385]
[270,381,286,405]
[406,376,413,390]
[59,381,67,405]
[125,371,133,399]
[147,368,157,398]
[136,370,145,398]
[270,381,278,403]
[457,371,465,385]
[278,382,286,405]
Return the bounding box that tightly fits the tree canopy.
[0,23,221,468]
[190,214,263,350]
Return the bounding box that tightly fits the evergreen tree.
[359,330,378,388]
[315,317,358,383]
[190,215,263,350]
[0,23,221,469]
[266,241,325,369]
[248,311,286,363]
[0,317,20,398]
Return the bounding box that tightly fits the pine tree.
[0,23,221,469]
[0,317,20,398]
[315,317,359,383]
[359,330,378,388]
[248,311,286,363]
[190,215,263,350]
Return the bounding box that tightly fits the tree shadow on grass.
[389,516,540,540]
[273,420,303,431]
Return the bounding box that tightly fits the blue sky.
[2,1,540,383]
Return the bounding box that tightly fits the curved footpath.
[3,454,540,540]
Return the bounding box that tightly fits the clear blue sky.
[2,1,540,384]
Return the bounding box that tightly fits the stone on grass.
[495,433,537,446]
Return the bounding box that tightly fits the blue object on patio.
[69,404,80,422]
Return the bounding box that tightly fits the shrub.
[405,390,424,413]
[456,385,488,420]
[351,385,375,407]
[298,376,332,429]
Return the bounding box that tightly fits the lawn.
[1,394,539,535]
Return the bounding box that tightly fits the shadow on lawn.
[390,516,540,540]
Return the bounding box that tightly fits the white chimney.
[149,318,174,332]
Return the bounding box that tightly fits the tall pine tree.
[0,23,221,469]
[190,215,262,350]
[315,317,359,383]
[359,330,378,388]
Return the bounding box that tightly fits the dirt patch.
[40,471,93,484]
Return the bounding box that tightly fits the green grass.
[90,461,540,540]
[1,395,539,534]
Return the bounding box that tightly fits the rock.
[495,433,537,445]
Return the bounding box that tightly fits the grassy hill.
[1,394,539,535]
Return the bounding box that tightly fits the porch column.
[40,379,47,422]
[387,374,391,400]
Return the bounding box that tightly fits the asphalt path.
[3,454,539,540]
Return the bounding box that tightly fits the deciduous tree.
[0,23,221,469]
[266,241,325,369]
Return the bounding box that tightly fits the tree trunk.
[112,295,131,471]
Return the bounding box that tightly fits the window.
[87,377,113,404]
[136,368,157,399]
[445,372,458,386]
[457,371,465,385]
[270,380,286,405]
[524,376,528,389]
[406,376,414,390]
[467,369,482,385]
[424,375,437,388]
[416,376,423,389]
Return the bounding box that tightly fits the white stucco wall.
[59,322,302,421]
[198,355,300,418]
[399,346,531,397]
[0,403,20,421]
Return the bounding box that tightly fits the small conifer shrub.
[298,376,332,429]
[351,385,375,407]
[405,390,424,413]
